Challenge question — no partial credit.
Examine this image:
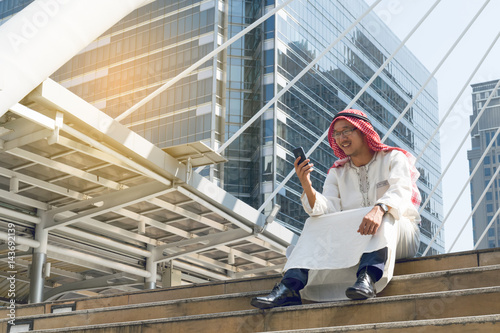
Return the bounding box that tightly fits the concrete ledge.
[379,263,500,296]
[0,273,281,318]
[394,247,500,275]
[0,290,264,331]
[262,314,500,332]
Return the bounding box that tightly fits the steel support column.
[144,244,157,290]
[29,213,48,303]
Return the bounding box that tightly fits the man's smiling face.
[333,119,366,157]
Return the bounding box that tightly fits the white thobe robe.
[283,150,421,301]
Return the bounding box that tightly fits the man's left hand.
[358,206,385,235]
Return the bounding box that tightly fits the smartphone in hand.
[293,147,307,165]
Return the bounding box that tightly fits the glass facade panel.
[0,0,32,22]
[469,79,500,250]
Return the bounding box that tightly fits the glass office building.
[468,79,500,249]
[1,0,444,255]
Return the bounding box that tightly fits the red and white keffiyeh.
[327,109,422,208]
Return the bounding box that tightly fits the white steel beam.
[9,177,19,193]
[0,189,49,210]
[0,166,87,200]
[155,229,244,253]
[138,213,282,268]
[36,202,161,248]
[147,197,227,232]
[76,218,158,246]
[0,244,29,253]
[0,0,155,118]
[177,186,253,233]
[8,147,125,190]
[171,260,230,281]
[0,206,40,224]
[0,127,13,137]
[148,218,281,268]
[250,235,288,256]
[216,244,272,268]
[0,115,52,146]
[0,230,40,247]
[43,272,137,301]
[18,162,111,196]
[45,182,173,230]
[2,129,53,151]
[178,187,290,254]
[154,228,251,263]
[185,252,237,273]
[45,181,168,218]
[13,150,75,172]
[0,272,50,288]
[46,251,113,275]
[233,264,285,278]
[56,226,152,258]
[180,274,208,284]
[113,207,191,239]
[8,103,56,130]
[60,124,173,188]
[55,135,141,174]
[0,257,84,280]
[46,245,151,278]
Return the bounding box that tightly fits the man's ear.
[363,135,371,147]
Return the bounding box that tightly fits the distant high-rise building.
[1,0,444,255]
[468,79,500,249]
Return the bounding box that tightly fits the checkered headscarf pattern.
[328,109,421,208]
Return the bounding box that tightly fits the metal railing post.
[29,213,48,303]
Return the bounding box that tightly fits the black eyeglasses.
[332,128,357,138]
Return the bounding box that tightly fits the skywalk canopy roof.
[0,79,297,303]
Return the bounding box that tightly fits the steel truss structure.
[0,79,295,303]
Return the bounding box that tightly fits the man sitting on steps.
[251,109,421,309]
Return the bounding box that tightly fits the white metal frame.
[0,78,296,303]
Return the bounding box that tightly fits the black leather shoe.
[250,283,302,309]
[345,268,376,300]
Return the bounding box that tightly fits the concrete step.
[261,314,500,332]
[393,247,500,275]
[0,290,262,332]
[379,263,500,296]
[3,247,499,320]
[3,263,500,332]
[0,274,280,319]
[5,286,500,333]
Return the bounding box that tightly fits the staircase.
[1,248,500,333]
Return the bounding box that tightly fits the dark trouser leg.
[282,268,309,291]
[250,268,305,309]
[357,247,388,282]
[346,247,388,300]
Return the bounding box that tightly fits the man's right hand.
[294,157,316,208]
